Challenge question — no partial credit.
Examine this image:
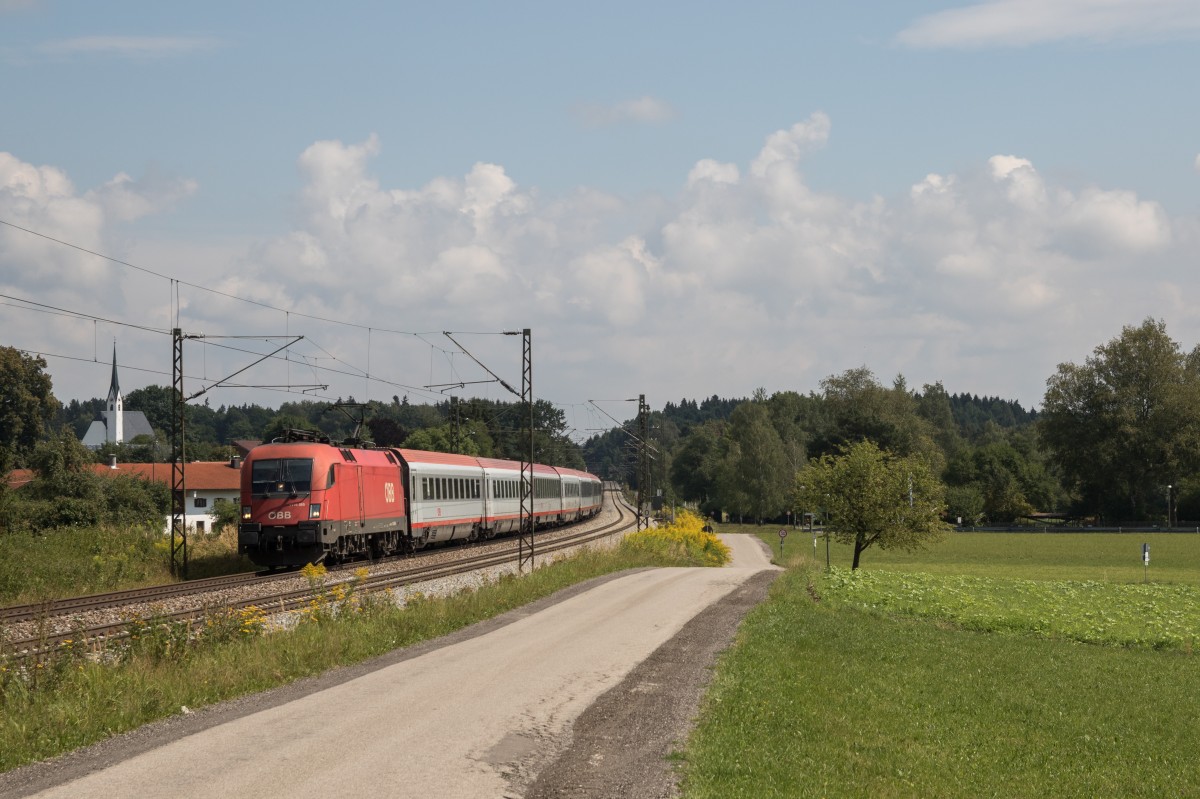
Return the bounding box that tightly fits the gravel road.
[2,534,779,799]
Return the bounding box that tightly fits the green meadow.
[681,528,1200,798]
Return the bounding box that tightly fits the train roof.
[394,449,483,468]
[476,457,558,476]
[554,466,602,481]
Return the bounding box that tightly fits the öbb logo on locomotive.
[238,436,604,569]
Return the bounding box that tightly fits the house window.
[195,520,206,533]
[194,497,208,508]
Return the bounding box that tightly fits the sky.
[1,0,1199,439]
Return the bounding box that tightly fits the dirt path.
[4,535,779,799]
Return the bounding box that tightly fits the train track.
[1,487,633,627]
[2,490,636,659]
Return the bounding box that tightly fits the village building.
[80,344,155,449]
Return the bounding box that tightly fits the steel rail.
[1,492,629,625]
[3,489,634,659]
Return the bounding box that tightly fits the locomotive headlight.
[241,506,252,521]
[309,504,321,519]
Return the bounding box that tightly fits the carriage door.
[356,467,365,527]
[332,464,365,528]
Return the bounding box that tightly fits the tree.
[0,347,57,473]
[670,420,724,508]
[943,435,1060,523]
[810,367,945,474]
[1040,319,1200,522]
[796,439,949,569]
[715,400,791,523]
[3,431,167,532]
[261,414,320,443]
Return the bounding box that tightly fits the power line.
[0,216,435,337]
[0,217,598,414]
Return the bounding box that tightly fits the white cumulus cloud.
[897,0,1200,49]
[2,119,1195,413]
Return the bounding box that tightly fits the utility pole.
[637,394,649,531]
[518,329,535,571]
[170,330,312,580]
[171,328,187,578]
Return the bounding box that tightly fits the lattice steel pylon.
[636,393,649,531]
[170,328,187,578]
[518,329,535,572]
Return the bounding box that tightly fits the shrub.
[623,509,731,566]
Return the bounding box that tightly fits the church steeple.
[107,343,120,401]
[106,342,123,444]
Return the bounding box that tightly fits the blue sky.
[2,0,1199,432]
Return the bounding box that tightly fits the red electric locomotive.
[238,435,411,568]
[238,431,604,569]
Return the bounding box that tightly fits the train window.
[251,458,313,496]
[328,465,337,488]
[474,479,480,499]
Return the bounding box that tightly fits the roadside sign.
[778,528,787,539]
[1143,543,1150,565]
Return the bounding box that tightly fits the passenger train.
[237,433,603,568]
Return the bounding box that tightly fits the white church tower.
[81,343,155,449]
[105,343,124,444]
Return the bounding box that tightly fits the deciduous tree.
[1040,319,1200,521]
[0,347,56,474]
[796,439,949,569]
[716,399,791,523]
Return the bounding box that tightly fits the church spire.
[106,342,123,444]
[108,342,120,401]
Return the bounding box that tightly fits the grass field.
[0,525,254,605]
[724,523,1200,584]
[680,525,1200,797]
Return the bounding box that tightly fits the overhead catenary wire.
[0,216,595,419]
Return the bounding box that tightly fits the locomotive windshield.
[250,458,314,496]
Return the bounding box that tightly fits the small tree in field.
[796,439,950,569]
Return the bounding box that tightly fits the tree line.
[2,317,1198,534]
[582,319,1200,529]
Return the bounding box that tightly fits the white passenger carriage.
[398,449,486,545]
[478,458,566,532]
[555,467,603,521]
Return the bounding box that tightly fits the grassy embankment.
[0,525,255,605]
[0,510,727,773]
[681,526,1200,797]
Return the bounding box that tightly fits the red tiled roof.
[5,462,241,491]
